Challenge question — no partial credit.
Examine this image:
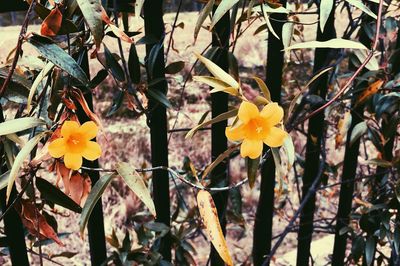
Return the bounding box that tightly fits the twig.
[0,175,33,222]
[81,166,248,191]
[261,160,325,265]
[294,0,384,126]
[0,0,36,98]
[113,11,146,113]
[165,0,183,58]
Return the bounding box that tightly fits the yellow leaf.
[195,53,239,89]
[210,87,239,96]
[197,190,233,266]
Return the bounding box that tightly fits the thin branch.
[0,0,36,98]
[81,166,248,191]
[165,0,183,58]
[295,0,384,125]
[261,159,325,265]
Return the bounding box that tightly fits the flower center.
[66,133,85,153]
[246,118,267,140]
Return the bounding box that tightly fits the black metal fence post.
[143,0,172,261]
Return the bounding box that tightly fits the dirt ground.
[0,5,388,265]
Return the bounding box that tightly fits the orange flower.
[48,121,101,170]
[226,101,288,159]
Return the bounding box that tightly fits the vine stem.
[80,165,248,192]
[0,0,36,98]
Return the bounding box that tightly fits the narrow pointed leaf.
[27,62,54,112]
[193,76,231,90]
[345,0,377,19]
[80,173,115,237]
[195,0,215,41]
[7,132,48,203]
[195,53,239,88]
[246,157,260,189]
[76,0,103,48]
[197,190,233,266]
[128,44,141,84]
[36,177,82,213]
[28,34,90,86]
[186,108,238,138]
[350,121,367,146]
[210,0,240,30]
[285,38,369,50]
[253,76,271,102]
[0,117,46,136]
[319,0,333,32]
[116,162,156,217]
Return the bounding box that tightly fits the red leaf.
[40,7,63,37]
[16,200,64,246]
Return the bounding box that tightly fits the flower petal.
[82,141,102,160]
[61,121,80,138]
[48,138,66,158]
[78,121,98,140]
[240,139,263,159]
[260,102,284,126]
[64,153,83,170]
[225,124,245,141]
[238,101,259,123]
[263,127,288,147]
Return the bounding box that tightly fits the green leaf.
[193,76,231,91]
[283,135,295,170]
[135,0,145,17]
[271,147,284,180]
[28,34,90,87]
[76,0,104,48]
[261,5,279,40]
[345,0,377,19]
[195,53,239,89]
[195,0,215,41]
[285,38,369,50]
[253,76,271,102]
[104,45,125,82]
[354,50,379,71]
[27,62,54,112]
[365,158,392,168]
[80,173,116,236]
[282,22,294,49]
[320,0,333,32]
[186,108,238,138]
[365,235,375,266]
[116,162,156,217]
[0,117,45,136]
[247,0,258,18]
[148,40,164,79]
[165,61,185,75]
[395,180,400,205]
[0,170,10,191]
[147,88,172,109]
[246,157,260,189]
[0,68,30,103]
[350,121,367,146]
[36,177,82,213]
[128,44,141,84]
[210,0,240,30]
[351,235,365,263]
[6,131,48,203]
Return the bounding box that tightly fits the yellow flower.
[226,101,288,159]
[48,121,101,170]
